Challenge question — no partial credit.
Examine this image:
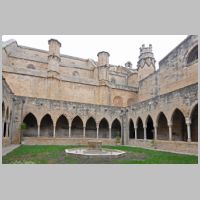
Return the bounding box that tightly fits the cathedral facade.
[2,35,198,154]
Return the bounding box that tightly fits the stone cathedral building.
[2,35,198,154]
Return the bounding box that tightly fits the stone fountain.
[65,140,126,159]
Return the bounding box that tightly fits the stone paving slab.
[2,144,21,156]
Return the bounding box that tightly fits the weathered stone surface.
[2,35,198,154]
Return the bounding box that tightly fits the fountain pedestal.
[87,140,102,151]
[65,140,126,159]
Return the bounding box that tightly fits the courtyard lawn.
[2,145,198,164]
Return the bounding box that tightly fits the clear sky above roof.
[2,35,187,69]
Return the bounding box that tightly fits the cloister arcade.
[129,104,198,142]
[2,101,12,139]
[17,103,198,143]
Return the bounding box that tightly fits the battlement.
[138,44,154,61]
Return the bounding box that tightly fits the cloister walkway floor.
[2,144,20,156]
[125,145,198,156]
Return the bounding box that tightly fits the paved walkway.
[125,145,198,156]
[2,144,21,156]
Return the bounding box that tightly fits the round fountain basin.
[65,148,126,159]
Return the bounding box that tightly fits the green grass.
[2,145,198,164]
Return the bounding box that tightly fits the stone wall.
[138,35,198,102]
[23,137,116,146]
[2,77,15,146]
[128,83,198,126]
[128,139,198,155]
[2,36,198,154]
[3,69,137,107]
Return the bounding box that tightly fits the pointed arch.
[2,102,5,120]
[171,108,187,141]
[10,110,12,122]
[137,117,144,139]
[6,107,9,121]
[157,112,169,140]
[40,114,53,137]
[56,115,69,137]
[23,113,38,137]
[190,104,198,142]
[86,117,96,138]
[129,118,135,139]
[146,115,154,139]
[3,122,7,137]
[187,45,198,64]
[71,116,83,138]
[99,118,109,138]
[111,118,121,138]
[2,102,6,136]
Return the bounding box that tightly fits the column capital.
[185,118,191,125]
[168,122,172,127]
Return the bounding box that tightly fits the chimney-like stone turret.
[137,44,156,81]
[97,51,110,84]
[125,61,132,68]
[48,39,61,74]
[97,51,110,66]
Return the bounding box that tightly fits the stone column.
[154,125,158,140]
[168,122,172,141]
[53,125,56,138]
[6,123,9,137]
[83,126,86,138]
[96,123,99,139]
[134,127,137,140]
[37,125,40,137]
[186,118,191,142]
[144,125,147,140]
[109,126,112,139]
[2,120,4,137]
[69,125,71,137]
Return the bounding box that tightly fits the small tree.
[19,122,27,144]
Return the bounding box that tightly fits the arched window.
[146,115,154,139]
[23,113,38,137]
[71,116,83,138]
[171,109,187,141]
[99,118,109,138]
[111,119,121,138]
[129,119,135,139]
[40,114,53,137]
[56,115,69,137]
[2,102,5,120]
[187,45,198,64]
[113,96,123,107]
[157,112,168,140]
[127,98,134,106]
[86,117,96,138]
[111,77,116,84]
[137,117,144,139]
